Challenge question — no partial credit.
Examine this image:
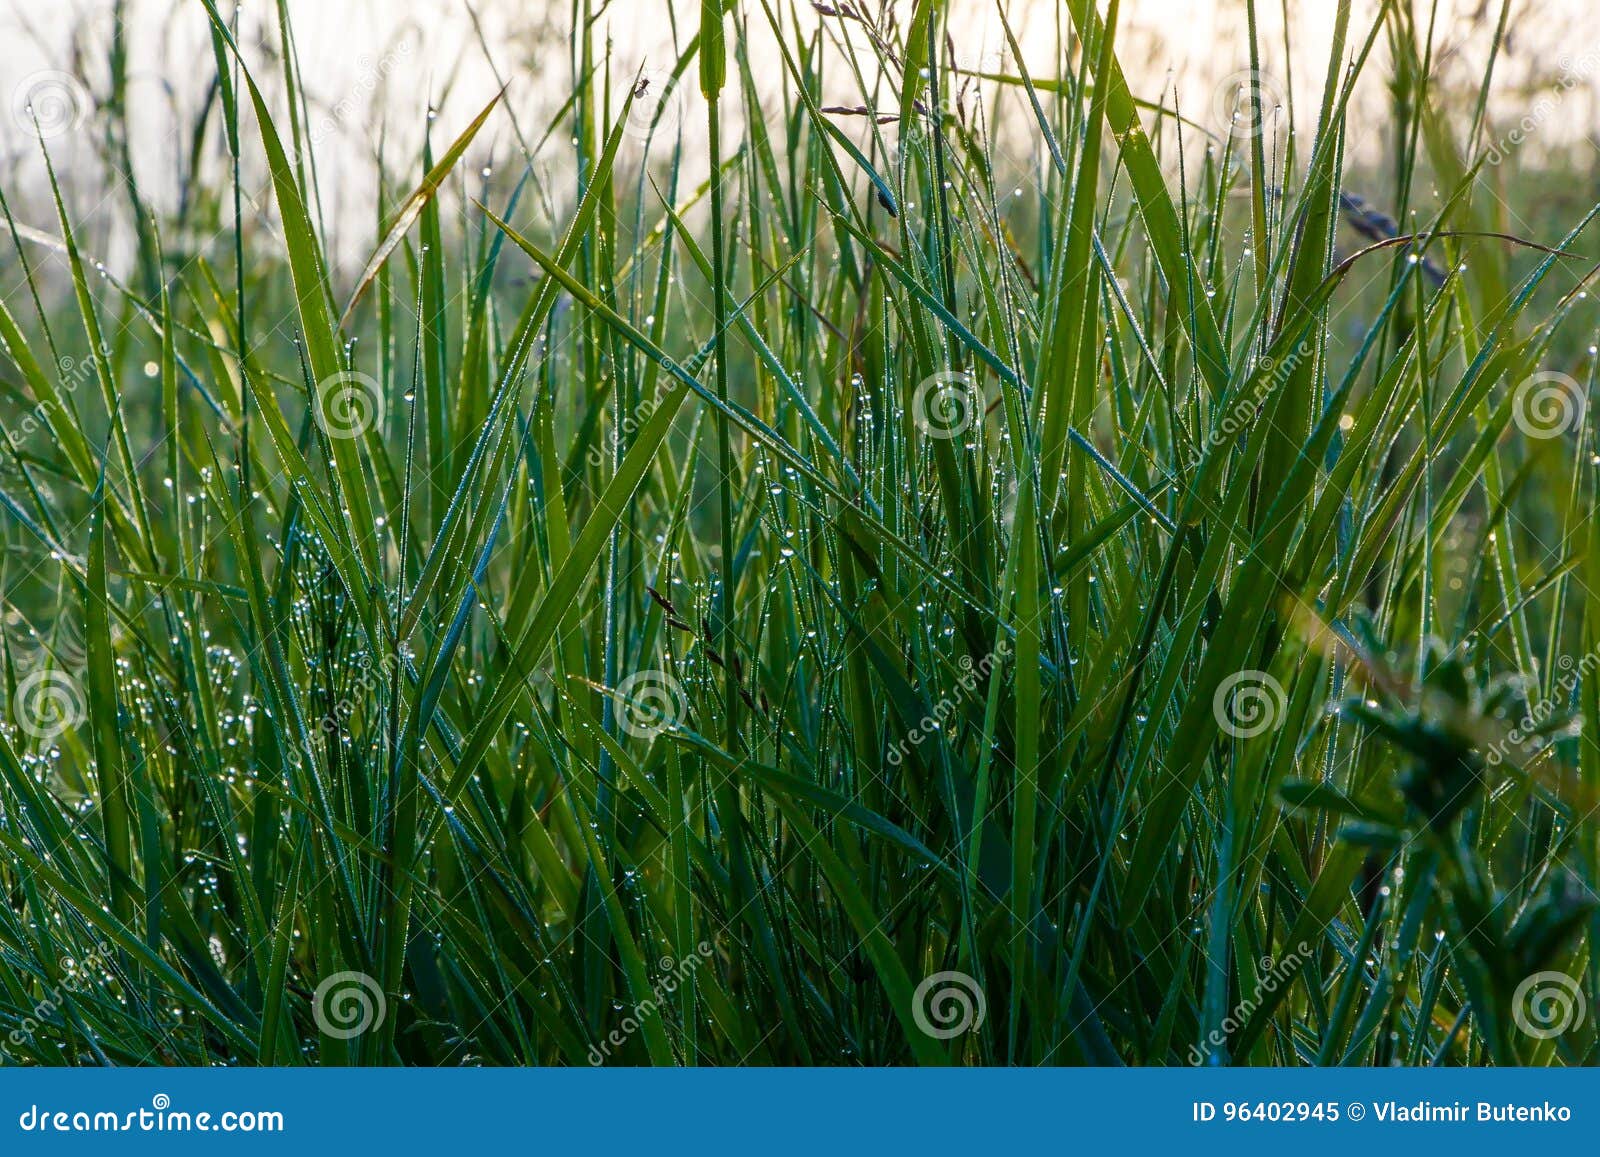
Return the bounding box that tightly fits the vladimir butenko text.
[1191,1100,1574,1126]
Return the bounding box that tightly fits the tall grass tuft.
[0,0,1596,1066]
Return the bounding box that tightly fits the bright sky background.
[1,0,1594,264]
